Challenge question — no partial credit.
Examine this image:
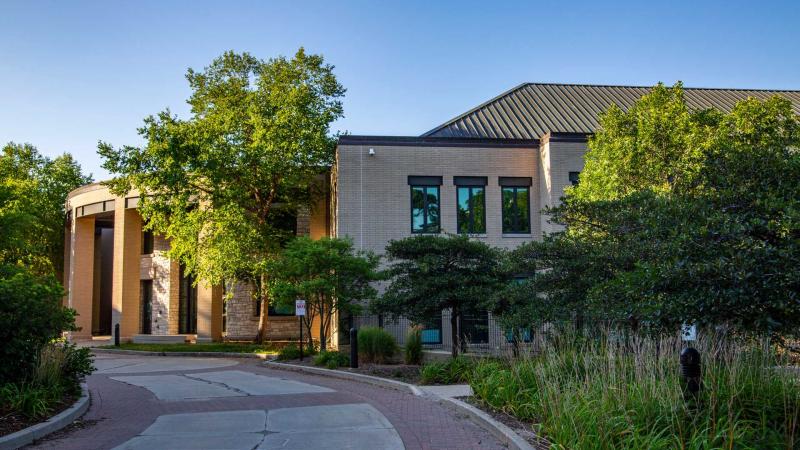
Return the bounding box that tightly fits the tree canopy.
[99,49,345,340]
[375,234,506,356]
[0,142,92,276]
[0,142,90,382]
[508,83,800,337]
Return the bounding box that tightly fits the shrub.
[469,330,800,449]
[313,351,349,369]
[404,326,423,365]
[357,327,397,364]
[276,343,317,361]
[420,356,474,384]
[0,383,54,419]
[0,265,75,384]
[0,343,93,419]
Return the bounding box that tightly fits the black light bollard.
[114,323,120,347]
[680,347,701,398]
[349,327,358,368]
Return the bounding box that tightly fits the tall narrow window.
[142,230,154,254]
[500,177,532,234]
[409,176,442,233]
[140,280,153,335]
[454,177,487,234]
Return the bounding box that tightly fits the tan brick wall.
[113,202,142,340]
[538,136,587,235]
[197,281,223,342]
[68,216,95,339]
[335,144,540,256]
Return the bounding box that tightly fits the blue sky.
[1,0,798,180]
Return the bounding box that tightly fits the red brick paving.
[27,355,503,450]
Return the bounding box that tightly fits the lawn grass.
[99,342,279,355]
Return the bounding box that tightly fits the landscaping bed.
[279,357,422,383]
[97,342,279,355]
[460,396,548,450]
[0,393,76,437]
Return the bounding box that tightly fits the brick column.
[112,200,142,341]
[196,282,223,342]
[68,215,95,339]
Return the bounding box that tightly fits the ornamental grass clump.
[357,327,398,364]
[469,328,800,449]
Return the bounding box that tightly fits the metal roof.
[423,83,800,139]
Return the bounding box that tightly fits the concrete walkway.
[27,353,503,450]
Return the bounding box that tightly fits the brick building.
[64,83,800,344]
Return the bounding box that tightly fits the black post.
[349,327,358,368]
[299,318,304,361]
[680,347,701,398]
[114,323,120,347]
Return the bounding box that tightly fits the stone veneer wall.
[225,281,260,340]
[139,234,175,335]
[224,280,301,341]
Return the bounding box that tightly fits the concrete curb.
[436,396,535,450]
[264,361,533,450]
[264,361,425,396]
[91,348,272,359]
[0,383,90,450]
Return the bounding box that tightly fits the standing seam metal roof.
[422,83,800,140]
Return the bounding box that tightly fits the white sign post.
[296,299,306,360]
[682,323,697,342]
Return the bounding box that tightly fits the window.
[142,230,154,254]
[454,176,487,234]
[421,312,442,345]
[569,171,581,186]
[409,176,442,233]
[140,280,153,335]
[268,303,295,316]
[499,177,531,234]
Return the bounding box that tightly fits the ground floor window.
[179,266,197,334]
[460,311,489,344]
[140,280,153,334]
[421,312,442,345]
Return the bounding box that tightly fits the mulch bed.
[279,358,422,383]
[0,394,76,438]
[460,396,550,450]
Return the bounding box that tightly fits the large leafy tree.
[374,234,506,357]
[0,143,90,382]
[99,49,345,341]
[509,83,800,336]
[265,237,381,351]
[0,142,92,276]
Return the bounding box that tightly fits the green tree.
[98,49,345,341]
[0,142,92,276]
[374,234,505,357]
[265,237,381,351]
[522,83,800,336]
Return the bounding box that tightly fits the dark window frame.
[410,185,441,234]
[569,171,581,186]
[142,230,154,254]
[501,186,531,234]
[456,185,486,234]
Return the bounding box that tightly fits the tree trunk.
[254,275,269,344]
[318,300,326,351]
[450,308,459,358]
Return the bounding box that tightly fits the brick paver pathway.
[28,354,503,450]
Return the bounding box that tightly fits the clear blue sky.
[1,0,798,180]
